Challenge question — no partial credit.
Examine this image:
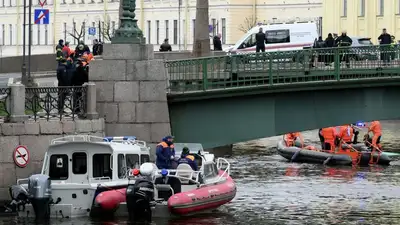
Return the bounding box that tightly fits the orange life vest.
[339,125,354,142]
[321,127,336,142]
[369,121,382,136]
[284,132,301,147]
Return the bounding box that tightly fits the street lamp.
[21,0,33,86]
[111,0,145,44]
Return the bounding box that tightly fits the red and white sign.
[13,146,30,168]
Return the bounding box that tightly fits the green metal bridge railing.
[165,44,400,93]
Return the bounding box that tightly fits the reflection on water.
[2,121,400,225]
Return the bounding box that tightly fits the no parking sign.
[13,145,30,168]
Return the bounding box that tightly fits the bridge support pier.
[90,44,171,145]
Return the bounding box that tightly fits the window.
[45,25,48,45]
[358,38,373,45]
[73,22,76,44]
[147,20,151,44]
[37,25,40,45]
[1,0,4,7]
[118,154,126,178]
[192,19,195,42]
[212,18,216,36]
[126,154,139,169]
[92,21,95,28]
[63,22,67,41]
[165,20,169,40]
[141,154,150,164]
[173,20,177,44]
[221,18,226,44]
[359,0,365,16]
[49,154,69,180]
[82,21,86,42]
[265,29,290,44]
[72,152,87,174]
[9,24,12,45]
[92,154,112,179]
[1,24,4,45]
[238,33,256,49]
[62,0,65,3]
[156,20,159,44]
[342,0,347,17]
[378,0,384,16]
[111,21,115,36]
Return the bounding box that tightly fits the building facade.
[0,0,322,57]
[323,0,400,44]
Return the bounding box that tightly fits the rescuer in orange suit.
[320,127,337,152]
[284,132,304,147]
[339,124,355,144]
[367,121,382,162]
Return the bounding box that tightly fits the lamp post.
[21,0,27,85]
[178,0,181,50]
[111,0,145,44]
[28,0,33,86]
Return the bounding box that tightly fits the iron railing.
[25,86,87,121]
[165,44,400,93]
[0,88,11,121]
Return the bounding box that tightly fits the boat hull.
[277,141,391,166]
[167,171,236,215]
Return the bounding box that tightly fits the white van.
[226,22,318,54]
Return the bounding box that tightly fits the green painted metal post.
[334,48,340,81]
[112,0,145,44]
[202,59,208,90]
[268,54,273,85]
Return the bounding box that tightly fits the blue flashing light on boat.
[103,136,137,142]
[161,169,168,176]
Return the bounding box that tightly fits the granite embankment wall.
[0,51,226,73]
[0,119,105,200]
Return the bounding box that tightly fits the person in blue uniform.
[155,136,175,169]
[178,147,198,171]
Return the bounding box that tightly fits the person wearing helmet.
[178,147,198,171]
[75,40,90,57]
[155,136,175,169]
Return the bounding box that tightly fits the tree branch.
[238,17,258,33]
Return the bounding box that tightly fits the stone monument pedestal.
[90,44,171,143]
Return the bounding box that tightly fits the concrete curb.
[13,72,56,82]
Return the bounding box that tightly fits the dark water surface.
[2,121,400,225]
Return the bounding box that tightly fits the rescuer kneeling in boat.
[366,121,382,163]
[178,147,198,171]
[337,124,358,152]
[156,136,175,169]
[321,127,337,153]
[284,132,304,147]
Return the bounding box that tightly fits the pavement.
[0,71,57,87]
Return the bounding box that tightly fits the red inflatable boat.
[94,188,126,211]
[168,171,236,215]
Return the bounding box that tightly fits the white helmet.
[140,163,154,176]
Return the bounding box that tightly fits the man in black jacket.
[335,31,352,68]
[213,34,222,51]
[255,27,266,52]
[378,28,392,64]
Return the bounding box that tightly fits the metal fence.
[0,86,88,122]
[165,44,400,93]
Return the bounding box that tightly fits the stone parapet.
[0,118,105,201]
[91,44,171,143]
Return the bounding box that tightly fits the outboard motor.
[28,174,52,221]
[126,163,155,222]
[5,185,29,212]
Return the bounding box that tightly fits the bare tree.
[192,0,210,57]
[238,17,258,33]
[101,15,116,42]
[69,19,86,43]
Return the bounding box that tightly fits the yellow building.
[323,0,400,43]
[0,0,322,57]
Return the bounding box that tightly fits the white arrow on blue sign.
[88,27,96,35]
[34,9,50,25]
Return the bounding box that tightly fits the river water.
[2,121,400,225]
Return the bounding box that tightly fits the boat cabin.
[40,135,151,184]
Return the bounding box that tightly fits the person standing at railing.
[378,28,392,66]
[178,147,198,171]
[324,33,335,66]
[155,136,175,169]
[255,27,266,53]
[335,31,352,68]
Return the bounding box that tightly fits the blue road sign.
[34,9,49,25]
[88,27,96,35]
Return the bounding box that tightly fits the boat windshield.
[202,162,219,180]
